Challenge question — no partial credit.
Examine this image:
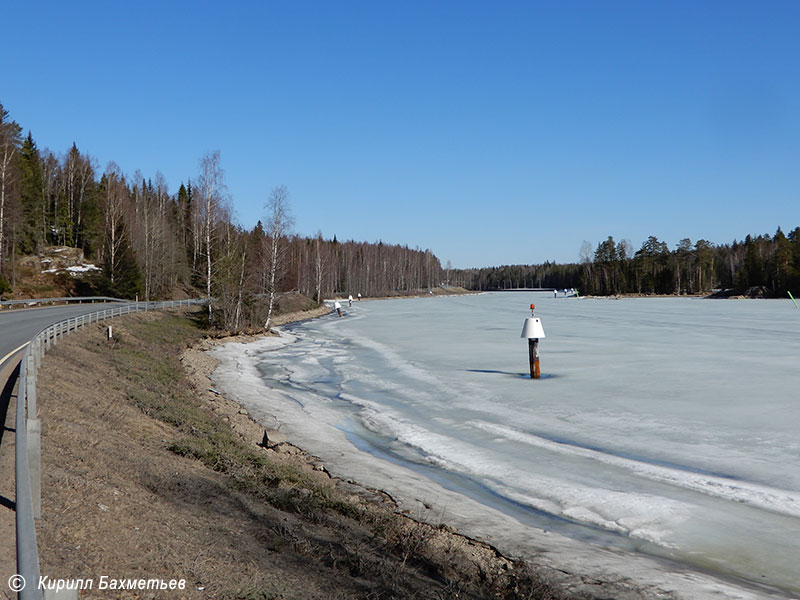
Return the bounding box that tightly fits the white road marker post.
[520,304,546,379]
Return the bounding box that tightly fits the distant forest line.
[449,230,800,297]
[2,101,798,331]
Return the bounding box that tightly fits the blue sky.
[3,1,799,268]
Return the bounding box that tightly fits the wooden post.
[528,338,540,379]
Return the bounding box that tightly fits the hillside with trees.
[0,102,443,329]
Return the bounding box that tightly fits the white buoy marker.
[520,304,546,379]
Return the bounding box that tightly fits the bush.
[0,273,11,295]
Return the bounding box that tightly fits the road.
[1,302,125,595]
[1,303,126,365]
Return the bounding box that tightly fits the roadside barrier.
[0,297,125,310]
[13,299,204,599]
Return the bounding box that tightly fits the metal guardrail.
[13,299,205,599]
[1,297,125,309]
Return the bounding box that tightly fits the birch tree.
[102,162,128,285]
[59,143,96,248]
[196,151,226,318]
[0,104,21,276]
[214,221,249,330]
[313,230,325,302]
[40,150,59,244]
[263,185,293,330]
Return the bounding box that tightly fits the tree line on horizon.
[451,230,800,297]
[3,101,798,327]
[0,102,442,329]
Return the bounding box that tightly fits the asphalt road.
[0,303,122,367]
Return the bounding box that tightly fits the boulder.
[39,246,86,271]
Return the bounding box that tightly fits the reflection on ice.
[211,294,800,598]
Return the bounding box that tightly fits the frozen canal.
[211,293,800,598]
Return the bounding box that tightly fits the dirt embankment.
[34,308,565,599]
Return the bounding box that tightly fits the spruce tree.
[97,219,142,298]
[16,132,45,253]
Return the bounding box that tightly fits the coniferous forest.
[1,101,799,331]
[450,232,800,298]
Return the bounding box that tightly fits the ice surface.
[211,294,800,598]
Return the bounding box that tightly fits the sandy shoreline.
[197,303,794,600]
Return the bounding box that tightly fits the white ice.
[210,294,800,599]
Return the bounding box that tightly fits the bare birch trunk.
[263,185,293,331]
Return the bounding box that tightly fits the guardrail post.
[25,351,42,520]
[26,353,37,418]
[28,418,42,520]
[34,338,41,371]
[15,355,43,598]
